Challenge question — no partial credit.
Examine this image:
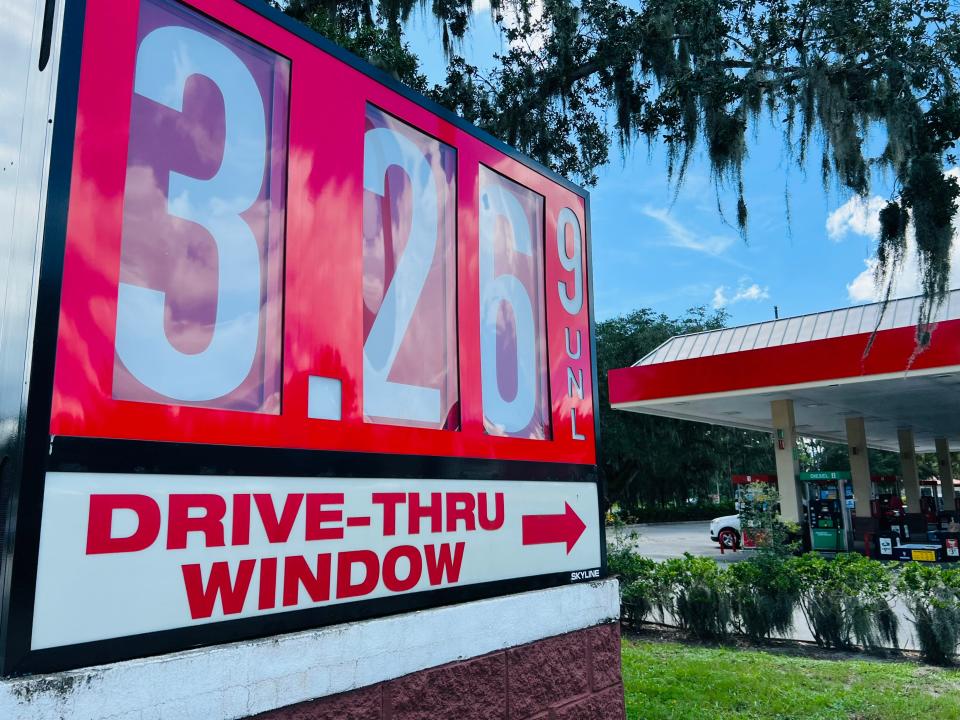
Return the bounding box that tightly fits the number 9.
[557,207,583,315]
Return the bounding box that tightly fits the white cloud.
[846,235,960,302]
[826,195,887,241]
[712,286,728,308]
[712,279,770,309]
[735,283,770,302]
[842,170,960,302]
[472,0,491,12]
[642,206,735,256]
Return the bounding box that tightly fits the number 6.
[479,177,537,434]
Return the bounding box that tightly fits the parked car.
[710,514,741,549]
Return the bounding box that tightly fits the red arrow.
[522,503,587,554]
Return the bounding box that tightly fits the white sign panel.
[32,472,601,649]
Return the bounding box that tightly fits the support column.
[771,399,802,523]
[898,427,924,530]
[936,438,956,512]
[846,417,874,548]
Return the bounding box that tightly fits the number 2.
[362,127,442,425]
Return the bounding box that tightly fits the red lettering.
[425,542,465,585]
[283,553,333,607]
[305,493,344,541]
[336,550,379,599]
[382,545,422,592]
[167,494,227,550]
[86,494,160,554]
[255,493,303,543]
[181,560,255,619]
[478,493,504,531]
[372,493,405,535]
[232,494,251,546]
[259,556,277,610]
[408,492,442,534]
[445,493,476,532]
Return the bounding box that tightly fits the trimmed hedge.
[609,545,960,666]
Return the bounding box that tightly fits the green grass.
[622,638,960,719]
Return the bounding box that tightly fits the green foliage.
[788,553,899,652]
[595,307,774,514]
[278,0,472,55]
[606,530,650,585]
[727,553,800,641]
[618,501,737,524]
[622,639,960,719]
[736,482,795,555]
[798,438,945,479]
[897,562,960,665]
[607,531,665,626]
[290,4,430,90]
[658,554,731,640]
[276,0,960,340]
[611,541,960,662]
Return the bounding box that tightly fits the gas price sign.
[3,0,601,674]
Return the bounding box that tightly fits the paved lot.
[606,520,745,563]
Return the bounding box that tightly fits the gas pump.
[800,472,852,552]
[870,475,910,546]
[920,479,942,525]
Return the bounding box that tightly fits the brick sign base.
[0,580,621,719]
[251,623,625,720]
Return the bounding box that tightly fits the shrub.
[727,552,800,642]
[620,561,662,626]
[606,530,647,585]
[737,483,799,557]
[607,530,663,627]
[658,554,731,640]
[789,553,899,651]
[897,563,960,665]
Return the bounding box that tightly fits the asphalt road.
[606,520,744,563]
[606,520,920,649]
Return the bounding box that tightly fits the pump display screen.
[4,0,602,675]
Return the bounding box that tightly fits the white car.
[710,514,741,549]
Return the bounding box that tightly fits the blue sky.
[407,5,960,327]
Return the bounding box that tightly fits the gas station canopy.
[609,290,960,452]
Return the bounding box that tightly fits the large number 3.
[479,180,537,434]
[362,128,441,425]
[115,27,264,401]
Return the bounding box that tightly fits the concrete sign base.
[1,580,623,720]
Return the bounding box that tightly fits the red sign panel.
[50,0,595,467]
[1,0,601,676]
